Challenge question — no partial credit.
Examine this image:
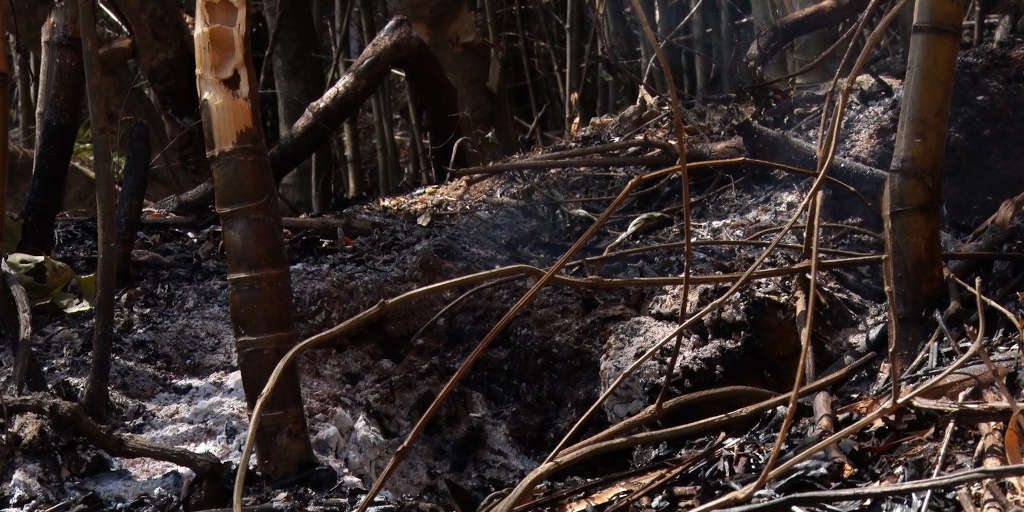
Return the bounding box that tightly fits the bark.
[746,0,869,68]
[883,0,964,371]
[269,17,459,184]
[396,0,517,162]
[111,0,209,191]
[79,0,119,421]
[17,1,85,256]
[262,0,331,213]
[115,122,151,287]
[194,0,315,479]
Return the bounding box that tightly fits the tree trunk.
[115,122,150,287]
[396,0,517,163]
[79,0,119,421]
[112,0,209,192]
[262,0,331,213]
[17,1,84,256]
[883,0,964,373]
[194,0,315,479]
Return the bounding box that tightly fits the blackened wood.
[17,1,84,256]
[115,121,151,287]
[79,0,120,421]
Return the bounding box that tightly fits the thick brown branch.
[5,395,222,474]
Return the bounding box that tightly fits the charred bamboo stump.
[194,0,315,479]
[17,1,85,255]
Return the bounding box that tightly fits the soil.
[2,40,1024,512]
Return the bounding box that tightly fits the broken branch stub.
[194,0,315,480]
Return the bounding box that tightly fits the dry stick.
[458,154,869,206]
[920,389,969,512]
[746,189,825,499]
[571,239,869,270]
[348,169,642,512]
[691,276,990,512]
[79,0,119,420]
[516,3,897,507]
[538,0,876,466]
[717,464,1024,512]
[490,353,875,512]
[562,386,779,455]
[513,0,542,146]
[233,159,877,510]
[625,0,692,413]
[603,433,725,512]
[744,222,882,241]
[2,260,32,394]
[765,0,884,492]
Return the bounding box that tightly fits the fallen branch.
[4,395,221,474]
[494,353,875,510]
[717,464,1024,512]
[736,120,885,204]
[1,259,34,393]
[452,138,744,176]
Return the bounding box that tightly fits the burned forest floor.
[4,42,1024,512]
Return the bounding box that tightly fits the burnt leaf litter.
[3,42,1024,512]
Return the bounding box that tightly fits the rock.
[600,317,680,423]
[344,415,386,483]
[313,425,343,458]
[333,407,355,441]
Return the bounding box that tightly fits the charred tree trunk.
[269,17,459,185]
[194,0,315,479]
[262,0,331,213]
[883,0,964,372]
[79,0,118,420]
[17,1,84,256]
[115,122,150,287]
[398,0,516,163]
[112,0,209,192]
